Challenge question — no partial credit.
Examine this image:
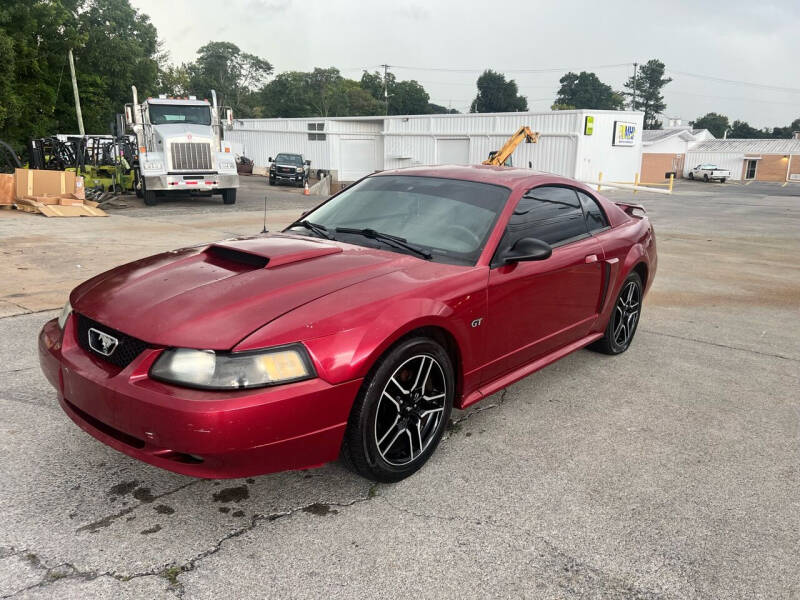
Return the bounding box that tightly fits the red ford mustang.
[39,166,656,482]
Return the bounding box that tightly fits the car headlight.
[295,167,304,173]
[150,344,315,390]
[142,160,163,171]
[269,165,276,171]
[57,300,72,330]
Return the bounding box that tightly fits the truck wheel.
[703,174,709,182]
[222,189,236,205]
[720,178,726,183]
[143,190,158,206]
[688,172,694,180]
[269,178,275,186]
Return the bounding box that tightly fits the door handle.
[585,254,598,264]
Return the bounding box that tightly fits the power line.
[666,69,800,94]
[390,63,631,74]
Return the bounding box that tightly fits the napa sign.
[613,121,637,147]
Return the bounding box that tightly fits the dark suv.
[269,153,310,187]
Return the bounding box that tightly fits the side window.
[577,191,609,232]
[503,186,588,247]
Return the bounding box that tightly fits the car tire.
[269,178,275,186]
[720,178,726,183]
[703,174,709,182]
[688,172,694,180]
[342,337,454,482]
[222,188,236,205]
[590,271,643,355]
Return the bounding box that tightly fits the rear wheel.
[703,174,709,182]
[720,178,726,183]
[343,337,454,482]
[222,188,236,204]
[590,272,643,355]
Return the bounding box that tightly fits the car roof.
[374,164,583,193]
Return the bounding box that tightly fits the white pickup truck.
[688,164,731,183]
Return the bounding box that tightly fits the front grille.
[279,166,294,173]
[170,142,212,171]
[76,314,148,369]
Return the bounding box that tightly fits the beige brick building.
[686,138,800,182]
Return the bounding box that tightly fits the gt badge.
[471,318,483,328]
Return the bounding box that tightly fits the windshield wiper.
[288,220,333,240]
[335,227,432,260]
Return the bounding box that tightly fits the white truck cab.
[125,87,239,206]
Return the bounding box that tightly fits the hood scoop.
[207,235,342,270]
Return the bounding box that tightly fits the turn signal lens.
[57,300,72,330]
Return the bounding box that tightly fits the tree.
[0,0,82,151]
[553,71,624,110]
[769,118,800,138]
[729,120,761,139]
[623,59,672,129]
[470,70,527,113]
[360,70,434,115]
[691,112,730,138]
[259,71,314,118]
[427,103,459,114]
[187,42,272,117]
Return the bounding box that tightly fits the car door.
[482,185,605,382]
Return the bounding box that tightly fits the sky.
[131,0,800,128]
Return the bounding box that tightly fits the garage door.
[437,138,470,165]
[340,138,378,181]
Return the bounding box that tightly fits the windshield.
[287,175,510,265]
[148,104,211,126]
[275,154,303,166]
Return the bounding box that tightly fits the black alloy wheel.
[590,271,643,355]
[343,337,454,482]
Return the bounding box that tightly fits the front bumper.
[143,173,239,192]
[39,317,361,478]
[270,170,305,183]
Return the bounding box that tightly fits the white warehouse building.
[226,110,644,183]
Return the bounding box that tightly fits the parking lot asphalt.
[0,180,798,598]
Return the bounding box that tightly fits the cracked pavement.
[1,181,799,598]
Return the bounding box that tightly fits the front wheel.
[590,272,643,355]
[688,172,694,180]
[703,174,709,182]
[222,188,236,204]
[343,337,454,482]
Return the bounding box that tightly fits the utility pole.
[631,61,639,112]
[68,49,85,135]
[380,63,390,116]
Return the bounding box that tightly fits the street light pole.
[632,61,638,111]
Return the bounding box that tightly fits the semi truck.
[125,86,239,206]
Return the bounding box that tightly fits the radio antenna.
[261,196,268,233]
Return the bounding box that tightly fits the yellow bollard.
[597,171,603,192]
[633,172,640,194]
[668,173,674,193]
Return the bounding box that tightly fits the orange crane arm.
[482,126,540,166]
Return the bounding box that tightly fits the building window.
[308,133,326,141]
[307,123,325,131]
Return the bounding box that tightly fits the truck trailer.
[125,86,239,206]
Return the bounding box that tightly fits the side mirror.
[304,159,311,166]
[268,156,273,162]
[503,237,552,263]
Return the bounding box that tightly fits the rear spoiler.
[615,201,647,217]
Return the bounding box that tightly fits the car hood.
[70,234,411,349]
